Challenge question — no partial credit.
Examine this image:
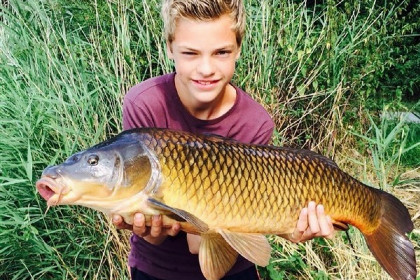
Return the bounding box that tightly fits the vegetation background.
[0,0,418,279]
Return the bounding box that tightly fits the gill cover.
[47,131,152,195]
[83,131,154,191]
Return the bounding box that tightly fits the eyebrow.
[178,44,236,52]
[214,45,235,51]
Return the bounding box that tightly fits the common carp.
[36,128,416,280]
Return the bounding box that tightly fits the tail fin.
[364,190,416,280]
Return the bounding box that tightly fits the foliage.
[238,0,419,150]
[351,108,420,190]
[0,0,128,278]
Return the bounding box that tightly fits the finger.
[323,216,335,239]
[150,215,162,237]
[296,207,309,232]
[290,207,309,242]
[315,204,331,237]
[112,215,133,230]
[307,201,320,235]
[316,205,331,236]
[165,222,181,237]
[299,206,336,242]
[133,213,148,237]
[299,227,314,242]
[112,215,123,226]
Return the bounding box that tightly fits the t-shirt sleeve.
[251,121,274,145]
[122,92,155,130]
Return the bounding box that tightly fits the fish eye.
[88,155,99,166]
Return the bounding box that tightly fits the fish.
[36,127,417,280]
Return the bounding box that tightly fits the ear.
[166,41,174,59]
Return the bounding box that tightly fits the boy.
[113,1,334,279]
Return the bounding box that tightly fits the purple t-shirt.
[123,73,274,280]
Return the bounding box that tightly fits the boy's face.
[167,14,241,109]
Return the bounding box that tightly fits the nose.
[196,56,215,77]
[42,165,60,179]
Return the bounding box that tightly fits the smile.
[198,81,212,85]
[193,79,220,86]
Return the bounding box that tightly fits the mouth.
[36,176,66,206]
[192,79,220,88]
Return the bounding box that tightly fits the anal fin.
[199,233,238,280]
[218,229,271,267]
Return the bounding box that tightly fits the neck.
[178,83,237,121]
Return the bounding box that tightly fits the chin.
[194,94,221,105]
[192,87,224,101]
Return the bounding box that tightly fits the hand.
[285,201,335,243]
[112,213,181,245]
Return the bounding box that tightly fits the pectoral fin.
[199,233,238,280]
[218,229,271,266]
[147,198,209,233]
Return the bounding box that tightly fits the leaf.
[298,85,306,96]
[297,50,304,60]
[26,141,33,182]
[313,80,318,90]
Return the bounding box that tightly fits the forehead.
[171,14,238,49]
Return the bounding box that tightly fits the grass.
[0,0,128,278]
[0,0,418,279]
[351,108,420,190]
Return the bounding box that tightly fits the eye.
[88,155,99,166]
[216,50,231,56]
[182,51,196,56]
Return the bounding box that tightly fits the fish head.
[36,132,153,212]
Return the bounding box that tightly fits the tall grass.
[0,0,135,278]
[238,0,415,152]
[351,110,420,191]
[1,0,418,279]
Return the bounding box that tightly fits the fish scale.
[36,127,417,280]
[140,129,376,233]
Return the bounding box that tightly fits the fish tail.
[363,189,416,280]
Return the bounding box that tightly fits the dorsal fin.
[201,132,239,143]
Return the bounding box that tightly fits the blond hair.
[161,0,245,45]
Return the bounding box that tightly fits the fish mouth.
[36,176,67,206]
